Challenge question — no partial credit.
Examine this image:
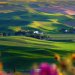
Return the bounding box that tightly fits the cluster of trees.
[0,28,75,40]
[15,30,51,40]
[0,32,12,36]
[0,30,51,40]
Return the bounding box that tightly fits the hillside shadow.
[0,11,51,21]
[0,10,74,33]
[0,44,73,57]
[0,11,51,31]
[0,44,73,70]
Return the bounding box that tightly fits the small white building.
[34,31,39,34]
[34,31,44,35]
[65,30,68,33]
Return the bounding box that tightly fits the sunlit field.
[0,1,75,75]
[0,36,75,75]
[0,36,75,71]
[0,11,75,33]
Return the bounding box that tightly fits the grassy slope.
[0,2,75,71]
[0,10,74,33]
[28,13,74,33]
[0,1,75,33]
[0,36,75,70]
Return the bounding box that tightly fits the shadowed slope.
[0,36,75,70]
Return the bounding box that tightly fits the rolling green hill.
[0,36,75,70]
[0,1,75,71]
[0,11,74,33]
[0,1,75,34]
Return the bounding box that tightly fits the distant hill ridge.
[0,10,75,33]
[0,0,75,33]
